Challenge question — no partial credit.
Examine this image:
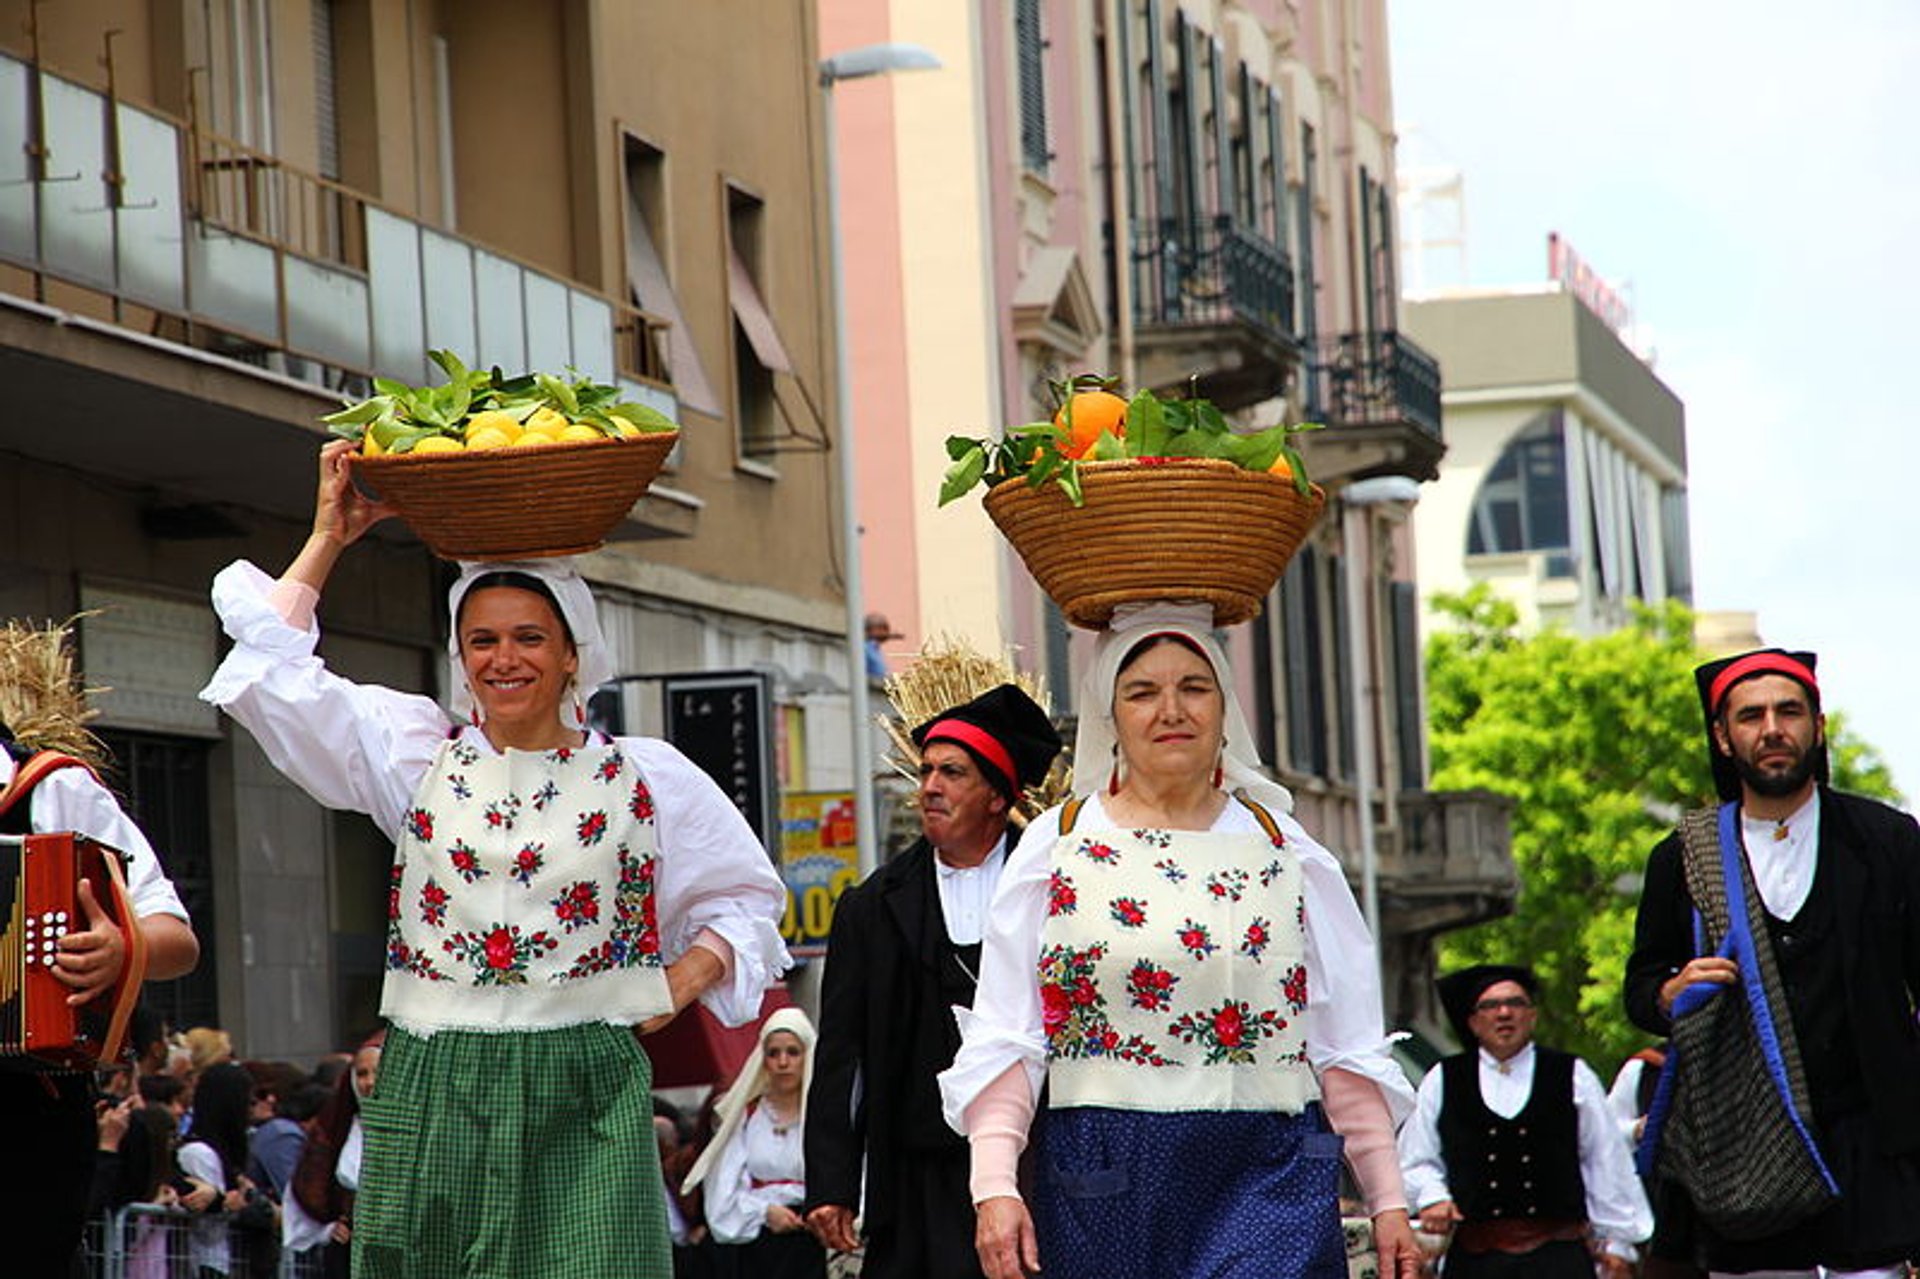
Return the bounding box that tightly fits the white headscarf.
[681,1006,818,1192]
[1072,601,1294,815]
[445,558,614,730]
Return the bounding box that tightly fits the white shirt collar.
[1479,1041,1535,1077]
[934,832,1009,878]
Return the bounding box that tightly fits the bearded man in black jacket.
[1625,648,1920,1274]
[804,685,1060,1279]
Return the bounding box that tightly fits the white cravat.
[1741,790,1820,920]
[933,833,1008,945]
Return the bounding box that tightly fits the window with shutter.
[1016,0,1050,176]
[312,0,339,181]
[1390,581,1424,792]
[1280,546,1328,776]
[1331,551,1354,781]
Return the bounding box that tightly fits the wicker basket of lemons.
[324,351,679,560]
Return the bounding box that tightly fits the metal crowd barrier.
[80,1203,329,1279]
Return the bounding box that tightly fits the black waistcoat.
[1764,836,1866,1118]
[1437,1047,1586,1223]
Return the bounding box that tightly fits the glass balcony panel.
[568,290,614,383]
[366,207,427,383]
[0,58,34,264]
[114,104,186,313]
[284,255,370,371]
[420,228,477,369]
[523,272,571,374]
[473,250,527,373]
[187,224,279,341]
[37,75,113,291]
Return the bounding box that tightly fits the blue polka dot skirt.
[1029,1104,1348,1279]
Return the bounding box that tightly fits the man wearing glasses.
[1398,964,1651,1277]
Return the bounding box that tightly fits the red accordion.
[0,830,147,1069]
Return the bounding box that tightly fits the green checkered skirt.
[353,1022,670,1278]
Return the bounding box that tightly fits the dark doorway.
[95,728,219,1032]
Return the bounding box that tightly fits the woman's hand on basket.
[975,1195,1041,1279]
[314,438,399,548]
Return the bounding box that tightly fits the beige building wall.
[888,1,1006,653]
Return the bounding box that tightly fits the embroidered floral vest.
[1037,798,1315,1114]
[381,735,672,1032]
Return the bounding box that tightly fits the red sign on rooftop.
[1547,232,1632,336]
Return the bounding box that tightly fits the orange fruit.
[1054,390,1128,458]
[1267,456,1293,480]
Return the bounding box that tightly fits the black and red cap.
[1694,648,1826,801]
[911,684,1062,800]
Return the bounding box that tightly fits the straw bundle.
[0,615,109,771]
[879,634,1071,824]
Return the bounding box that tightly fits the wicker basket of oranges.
[941,377,1326,629]
[326,352,679,560]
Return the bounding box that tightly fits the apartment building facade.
[0,0,850,1061]
[829,0,1514,1030]
[1402,286,1692,636]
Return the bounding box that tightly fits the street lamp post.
[819,42,941,879]
[1339,474,1422,970]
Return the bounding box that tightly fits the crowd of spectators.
[81,1010,381,1279]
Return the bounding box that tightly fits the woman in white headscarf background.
[683,1007,827,1279]
[199,439,790,1279]
[939,602,1422,1279]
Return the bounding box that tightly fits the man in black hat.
[1625,649,1920,1274]
[804,684,1061,1279]
[1400,963,1650,1277]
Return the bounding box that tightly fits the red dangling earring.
[1108,766,1122,796]
[1212,762,1224,789]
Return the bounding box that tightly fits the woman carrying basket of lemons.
[936,382,1424,1279]
[199,363,790,1279]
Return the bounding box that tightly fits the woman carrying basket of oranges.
[935,382,1424,1279]
[199,371,790,1279]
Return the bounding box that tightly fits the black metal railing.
[1305,330,1443,440]
[1131,215,1295,349]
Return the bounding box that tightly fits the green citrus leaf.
[939,446,988,506]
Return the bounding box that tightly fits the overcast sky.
[1390,0,1920,802]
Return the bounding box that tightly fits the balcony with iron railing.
[1124,214,1298,412]
[1295,329,1447,483]
[1382,787,1518,936]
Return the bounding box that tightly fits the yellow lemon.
[510,431,560,448]
[410,435,464,453]
[464,409,523,443]
[526,406,569,435]
[559,423,605,443]
[465,425,513,451]
[362,433,385,457]
[607,413,641,439]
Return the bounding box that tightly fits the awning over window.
[624,204,722,417]
[729,248,794,374]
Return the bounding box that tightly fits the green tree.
[1425,585,1902,1074]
